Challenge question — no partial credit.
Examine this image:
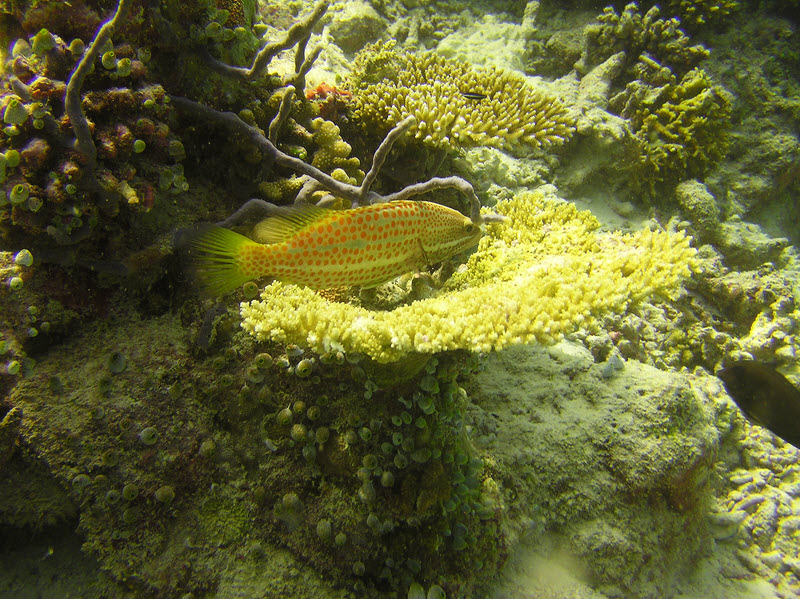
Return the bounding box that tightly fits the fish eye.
[464,222,475,234]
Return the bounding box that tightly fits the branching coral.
[308,117,363,179]
[578,3,709,81]
[612,67,733,186]
[666,0,740,28]
[349,41,575,153]
[240,187,697,362]
[175,101,505,225]
[64,0,131,166]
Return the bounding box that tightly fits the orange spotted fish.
[190,200,482,295]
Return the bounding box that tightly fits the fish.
[460,91,487,101]
[189,200,482,295]
[717,360,800,448]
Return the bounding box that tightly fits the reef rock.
[328,1,385,54]
[466,341,729,598]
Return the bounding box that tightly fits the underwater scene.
[1,0,799,597]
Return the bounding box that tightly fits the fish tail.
[188,225,263,296]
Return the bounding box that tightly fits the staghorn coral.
[240,186,697,362]
[612,67,733,187]
[348,41,575,153]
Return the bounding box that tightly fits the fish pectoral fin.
[416,238,430,267]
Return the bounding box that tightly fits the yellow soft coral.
[349,42,575,153]
[239,188,697,362]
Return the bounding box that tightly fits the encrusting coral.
[240,186,698,362]
[348,41,576,153]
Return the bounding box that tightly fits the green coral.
[260,116,364,204]
[240,187,697,362]
[614,67,733,186]
[667,0,740,28]
[349,41,575,153]
[578,3,709,80]
[259,175,306,203]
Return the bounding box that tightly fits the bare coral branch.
[250,0,328,79]
[359,115,416,203]
[171,97,503,224]
[287,44,323,91]
[65,0,132,166]
[268,86,295,144]
[203,0,328,82]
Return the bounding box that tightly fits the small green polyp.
[205,22,223,40]
[101,51,117,70]
[9,184,29,205]
[69,38,85,57]
[116,58,132,77]
[5,150,20,168]
[3,99,29,126]
[154,485,175,503]
[6,360,21,375]
[138,426,159,445]
[31,29,55,56]
[14,249,33,267]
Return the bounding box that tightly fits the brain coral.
[348,41,576,153]
[240,187,697,362]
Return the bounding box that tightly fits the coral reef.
[240,186,696,362]
[698,8,800,244]
[611,67,733,187]
[565,2,735,194]
[348,41,576,153]
[581,246,800,379]
[713,420,800,599]
[327,0,385,54]
[666,0,740,29]
[1,1,799,599]
[1,306,510,597]
[577,3,709,83]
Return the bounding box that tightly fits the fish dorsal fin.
[251,203,330,245]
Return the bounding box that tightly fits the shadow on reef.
[0,517,113,596]
[2,302,508,597]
